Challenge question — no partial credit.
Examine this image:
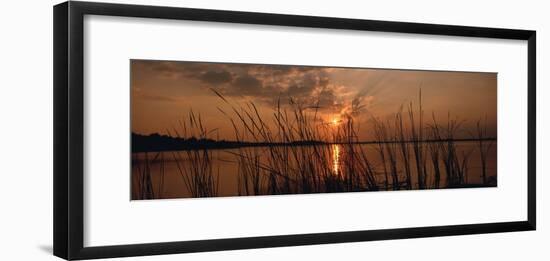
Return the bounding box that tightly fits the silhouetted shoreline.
[132,132,497,153]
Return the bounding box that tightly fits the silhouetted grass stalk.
[168,111,219,198]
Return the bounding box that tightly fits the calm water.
[132,141,496,199]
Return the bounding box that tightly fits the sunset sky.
[131,60,497,141]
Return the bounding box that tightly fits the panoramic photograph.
[130,60,497,200]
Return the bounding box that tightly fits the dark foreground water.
[131,141,496,199]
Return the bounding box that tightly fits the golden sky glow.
[131,60,497,141]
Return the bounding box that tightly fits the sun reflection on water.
[332,144,341,175]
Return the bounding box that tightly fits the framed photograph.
[54,1,536,260]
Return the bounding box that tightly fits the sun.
[330,117,340,126]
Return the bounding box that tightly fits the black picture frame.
[53,1,536,260]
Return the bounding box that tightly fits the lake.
[131,141,496,199]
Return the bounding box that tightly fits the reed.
[133,87,495,198]
[440,113,468,187]
[132,152,165,200]
[372,117,400,190]
[395,107,412,190]
[473,117,495,184]
[427,113,443,188]
[213,89,382,195]
[372,118,390,190]
[168,111,219,198]
[408,89,427,189]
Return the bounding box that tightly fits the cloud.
[317,88,338,110]
[133,60,362,115]
[200,70,233,85]
[222,66,346,115]
[286,73,318,96]
[232,74,263,95]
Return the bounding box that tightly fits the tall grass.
[427,113,442,188]
[213,90,381,195]
[426,113,475,187]
[132,88,496,198]
[472,117,495,185]
[372,118,391,190]
[396,107,413,190]
[168,111,219,198]
[132,152,165,200]
[408,89,427,189]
